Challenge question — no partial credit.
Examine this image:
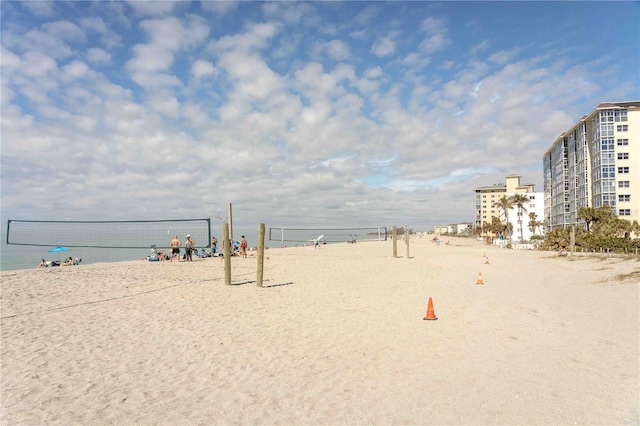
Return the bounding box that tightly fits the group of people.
[38,257,81,268]
[170,234,197,261]
[166,234,248,262]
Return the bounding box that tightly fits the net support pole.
[392,226,398,258]
[223,223,231,286]
[227,203,233,242]
[405,225,409,258]
[257,223,265,287]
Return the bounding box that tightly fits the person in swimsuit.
[240,235,248,258]
[170,235,181,262]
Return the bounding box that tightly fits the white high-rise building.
[542,101,640,231]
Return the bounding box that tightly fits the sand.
[1,236,639,425]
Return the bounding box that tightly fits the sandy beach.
[1,236,639,425]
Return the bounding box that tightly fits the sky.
[2,1,639,234]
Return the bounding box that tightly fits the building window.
[601,138,615,151]
[617,138,629,146]
[616,125,628,132]
[619,209,631,216]
[618,167,630,174]
[618,194,631,202]
[619,181,630,188]
[603,165,615,178]
[617,153,629,160]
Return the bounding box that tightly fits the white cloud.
[488,48,521,65]
[126,15,210,89]
[42,20,86,43]
[212,22,280,52]
[262,2,314,24]
[62,60,92,79]
[371,36,395,57]
[470,40,490,56]
[126,0,181,17]
[22,1,56,17]
[191,59,217,79]
[79,17,122,49]
[418,16,450,54]
[86,48,111,64]
[325,39,351,61]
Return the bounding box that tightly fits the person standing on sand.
[170,235,181,262]
[211,236,218,254]
[185,234,195,261]
[240,235,248,258]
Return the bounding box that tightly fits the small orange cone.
[477,272,484,285]
[423,297,438,320]
[484,257,490,265]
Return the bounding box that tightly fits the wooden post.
[392,226,398,258]
[570,226,575,258]
[223,223,231,286]
[257,223,265,287]
[227,203,233,242]
[405,226,409,258]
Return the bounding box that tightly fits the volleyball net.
[268,227,387,244]
[6,218,211,249]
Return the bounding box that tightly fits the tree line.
[539,206,640,253]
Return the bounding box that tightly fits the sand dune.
[1,237,638,425]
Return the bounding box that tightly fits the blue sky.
[2,1,639,232]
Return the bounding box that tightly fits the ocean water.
[1,226,385,271]
[1,243,151,271]
[0,225,262,271]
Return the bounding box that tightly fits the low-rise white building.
[507,192,545,242]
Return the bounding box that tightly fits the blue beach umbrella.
[48,246,69,261]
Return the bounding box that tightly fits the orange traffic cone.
[476,272,484,285]
[423,297,438,320]
[484,257,490,265]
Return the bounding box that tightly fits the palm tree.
[510,194,530,243]
[578,205,617,234]
[528,212,543,236]
[492,196,513,239]
[577,207,598,232]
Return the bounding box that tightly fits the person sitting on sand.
[73,258,82,265]
[558,246,568,257]
[38,259,46,268]
[63,257,73,266]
